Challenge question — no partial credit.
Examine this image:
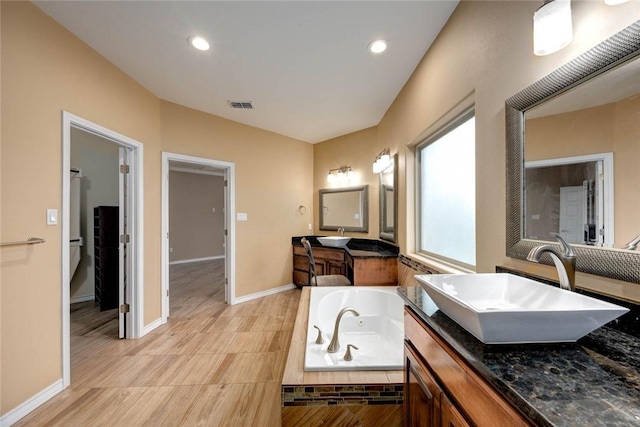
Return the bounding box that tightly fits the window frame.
[415,108,476,271]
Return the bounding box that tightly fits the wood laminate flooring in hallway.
[16,259,300,426]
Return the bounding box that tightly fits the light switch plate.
[47,209,58,225]
[237,213,248,222]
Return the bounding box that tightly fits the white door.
[118,147,129,339]
[559,186,586,245]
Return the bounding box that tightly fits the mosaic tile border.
[282,384,403,407]
[398,254,440,275]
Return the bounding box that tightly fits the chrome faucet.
[327,307,360,353]
[337,227,345,237]
[624,234,640,251]
[527,233,576,291]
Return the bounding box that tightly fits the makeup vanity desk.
[291,236,399,286]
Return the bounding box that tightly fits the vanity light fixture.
[327,166,354,182]
[533,0,573,56]
[372,148,392,173]
[368,39,388,54]
[188,36,210,51]
[604,0,629,4]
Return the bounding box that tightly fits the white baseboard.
[70,294,94,304]
[169,255,224,265]
[140,318,163,337]
[232,283,297,305]
[0,380,64,427]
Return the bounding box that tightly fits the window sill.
[405,253,475,275]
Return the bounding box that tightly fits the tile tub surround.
[281,287,403,426]
[399,286,640,427]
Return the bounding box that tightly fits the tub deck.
[281,287,403,426]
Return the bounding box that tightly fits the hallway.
[16,260,300,426]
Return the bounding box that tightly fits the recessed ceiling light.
[368,39,388,54]
[188,36,210,51]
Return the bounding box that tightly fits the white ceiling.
[34,1,459,143]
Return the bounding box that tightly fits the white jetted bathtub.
[304,286,404,371]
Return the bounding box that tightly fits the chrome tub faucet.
[327,307,360,353]
[527,233,576,291]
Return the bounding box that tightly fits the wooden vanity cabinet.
[292,244,346,286]
[404,308,531,427]
[346,253,397,286]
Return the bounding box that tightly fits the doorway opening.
[161,152,236,323]
[62,112,144,387]
[524,152,614,247]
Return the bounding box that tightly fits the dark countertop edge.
[397,287,554,427]
[292,236,399,258]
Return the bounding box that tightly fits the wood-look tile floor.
[16,259,301,426]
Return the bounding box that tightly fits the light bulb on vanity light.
[533,0,573,56]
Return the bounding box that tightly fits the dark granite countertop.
[398,285,640,426]
[291,236,399,258]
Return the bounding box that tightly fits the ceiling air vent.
[227,101,254,109]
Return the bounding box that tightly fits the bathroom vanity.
[399,285,640,427]
[292,236,398,286]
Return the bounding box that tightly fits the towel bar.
[0,237,46,247]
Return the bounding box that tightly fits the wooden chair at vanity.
[300,237,351,286]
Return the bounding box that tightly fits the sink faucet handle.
[552,233,576,257]
[313,325,324,344]
[343,344,359,361]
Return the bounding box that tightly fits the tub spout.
[327,307,360,353]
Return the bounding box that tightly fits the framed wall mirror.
[319,185,369,232]
[379,153,398,243]
[505,21,640,284]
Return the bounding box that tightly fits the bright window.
[417,112,476,268]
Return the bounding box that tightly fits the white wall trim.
[169,166,225,177]
[62,111,145,391]
[162,152,236,323]
[70,295,95,304]
[140,318,164,336]
[0,380,64,427]
[233,283,297,305]
[169,255,224,265]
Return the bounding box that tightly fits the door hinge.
[120,164,130,174]
[224,180,228,187]
[167,289,169,297]
[120,303,130,313]
[225,278,228,285]
[224,229,228,236]
[120,234,130,244]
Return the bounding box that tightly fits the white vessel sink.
[317,236,351,247]
[415,273,629,344]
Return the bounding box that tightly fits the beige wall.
[169,171,225,262]
[1,2,312,416]
[526,95,640,246]
[69,128,120,301]
[314,127,379,238]
[313,1,640,301]
[160,101,313,296]
[1,1,161,414]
